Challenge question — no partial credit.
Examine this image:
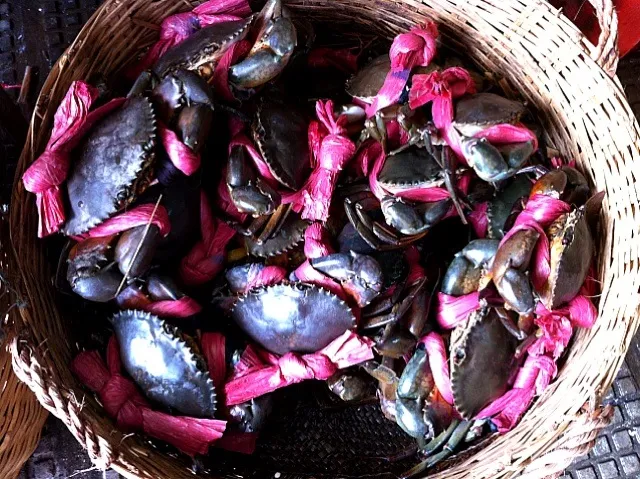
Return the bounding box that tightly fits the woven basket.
[8,0,640,477]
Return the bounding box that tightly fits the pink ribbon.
[435,291,481,330]
[180,190,237,286]
[468,201,489,238]
[145,296,203,318]
[224,331,374,405]
[158,123,201,175]
[366,23,438,117]
[212,40,252,101]
[420,333,454,405]
[128,0,251,78]
[72,336,226,456]
[244,264,288,292]
[73,203,171,241]
[285,101,355,222]
[22,82,125,237]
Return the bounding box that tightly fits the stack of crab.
[22,0,603,475]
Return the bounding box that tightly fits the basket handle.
[586,0,619,76]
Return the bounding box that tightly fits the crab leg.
[419,418,460,456]
[495,306,528,340]
[360,278,426,329]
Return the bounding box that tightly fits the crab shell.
[378,146,446,191]
[450,305,519,419]
[232,282,356,355]
[252,96,311,190]
[152,17,254,77]
[540,207,593,310]
[245,214,309,257]
[345,55,390,103]
[64,96,156,235]
[110,310,216,417]
[453,92,527,137]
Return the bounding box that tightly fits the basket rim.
[8,0,640,478]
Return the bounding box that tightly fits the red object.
[72,336,226,456]
[435,291,481,330]
[158,123,201,175]
[22,82,125,237]
[145,296,203,318]
[128,0,251,78]
[366,23,439,117]
[285,100,356,222]
[180,190,236,286]
[224,331,374,405]
[74,203,171,241]
[468,201,489,238]
[243,264,288,291]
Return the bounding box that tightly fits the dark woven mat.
[3,0,640,478]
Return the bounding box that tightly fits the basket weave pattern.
[7,0,640,477]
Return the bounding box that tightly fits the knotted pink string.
[73,203,171,241]
[22,82,125,237]
[420,333,454,405]
[285,101,355,221]
[72,336,226,455]
[366,23,438,117]
[180,190,236,286]
[158,123,201,175]
[145,297,203,318]
[435,291,481,330]
[224,330,374,405]
[307,47,359,73]
[128,0,251,78]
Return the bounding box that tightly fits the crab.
[229,395,274,433]
[343,147,462,250]
[129,0,298,153]
[449,301,520,419]
[227,94,311,244]
[232,282,356,355]
[63,96,156,235]
[66,225,161,302]
[307,251,384,307]
[345,54,391,105]
[110,310,216,417]
[453,93,536,183]
[528,165,590,205]
[441,239,499,296]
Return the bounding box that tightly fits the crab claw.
[229,395,273,433]
[381,196,450,236]
[461,136,533,183]
[489,229,539,321]
[310,252,384,307]
[229,0,297,89]
[114,225,161,278]
[227,145,280,217]
[441,239,499,296]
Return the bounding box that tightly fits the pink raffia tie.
[468,201,489,238]
[366,22,439,117]
[435,291,481,330]
[243,263,288,292]
[224,331,374,405]
[22,82,125,237]
[73,203,171,241]
[127,0,251,78]
[180,190,236,286]
[145,296,202,318]
[212,40,251,101]
[71,336,226,456]
[158,123,201,175]
[284,100,355,222]
[419,333,454,405]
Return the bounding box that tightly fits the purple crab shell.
[232,283,356,355]
[109,310,216,418]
